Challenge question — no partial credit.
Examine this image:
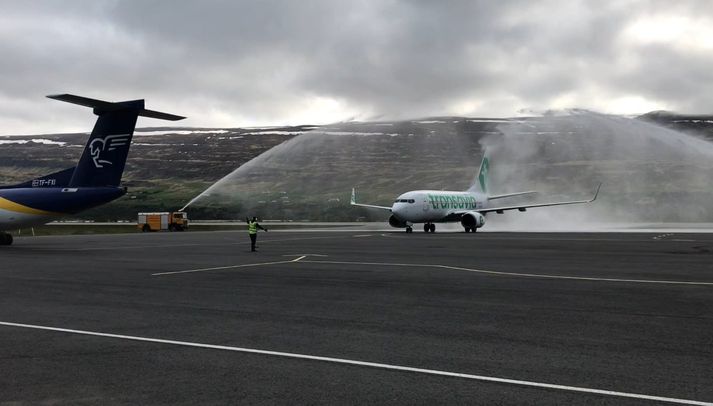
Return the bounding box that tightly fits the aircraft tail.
[47,94,185,187]
[466,154,538,199]
[468,154,489,194]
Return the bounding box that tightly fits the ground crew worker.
[246,216,267,252]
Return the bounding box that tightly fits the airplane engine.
[388,214,408,228]
[461,211,486,229]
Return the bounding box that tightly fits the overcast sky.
[2,0,713,134]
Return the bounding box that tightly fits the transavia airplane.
[351,156,601,233]
[0,94,184,245]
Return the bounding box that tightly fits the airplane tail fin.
[466,154,538,199]
[47,94,184,187]
[468,154,489,194]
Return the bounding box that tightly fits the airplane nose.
[392,204,404,217]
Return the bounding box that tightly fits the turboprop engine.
[388,214,409,228]
[460,211,486,229]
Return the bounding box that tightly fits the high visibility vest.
[248,221,258,234]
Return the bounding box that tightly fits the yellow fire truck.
[137,212,189,232]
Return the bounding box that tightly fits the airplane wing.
[350,188,392,211]
[480,183,601,214]
[488,190,538,200]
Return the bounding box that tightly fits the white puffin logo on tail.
[89,134,131,168]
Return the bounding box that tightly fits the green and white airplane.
[351,155,600,233]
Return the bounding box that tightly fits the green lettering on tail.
[478,157,489,194]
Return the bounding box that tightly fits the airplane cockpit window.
[408,199,415,203]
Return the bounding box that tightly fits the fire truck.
[137,212,189,232]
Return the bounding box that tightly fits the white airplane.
[351,155,600,233]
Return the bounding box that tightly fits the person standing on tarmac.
[246,216,267,252]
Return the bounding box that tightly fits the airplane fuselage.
[0,187,126,230]
[391,190,487,223]
[351,154,599,233]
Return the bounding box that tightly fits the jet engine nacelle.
[461,211,486,229]
[388,214,409,228]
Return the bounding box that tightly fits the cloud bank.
[2,0,713,134]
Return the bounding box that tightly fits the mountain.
[0,126,311,220]
[2,114,713,222]
[637,111,713,141]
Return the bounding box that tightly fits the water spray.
[178,113,713,228]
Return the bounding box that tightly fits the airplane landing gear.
[406,226,413,233]
[424,223,436,233]
[464,227,477,233]
[0,233,13,246]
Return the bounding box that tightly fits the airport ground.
[1,229,712,405]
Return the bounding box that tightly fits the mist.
[483,111,713,230]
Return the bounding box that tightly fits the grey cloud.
[1,0,713,134]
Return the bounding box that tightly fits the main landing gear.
[463,227,477,233]
[406,226,413,233]
[0,232,13,246]
[423,223,436,233]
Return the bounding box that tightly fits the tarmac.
[1,229,712,405]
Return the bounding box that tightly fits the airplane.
[0,94,185,245]
[351,155,600,233]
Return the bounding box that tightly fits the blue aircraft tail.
[47,94,185,187]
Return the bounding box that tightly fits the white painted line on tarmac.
[154,256,713,286]
[436,264,713,286]
[300,260,713,286]
[152,255,306,276]
[0,321,710,406]
[151,260,293,276]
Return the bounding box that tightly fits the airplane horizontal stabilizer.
[47,94,185,121]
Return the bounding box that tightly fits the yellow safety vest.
[248,221,258,234]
